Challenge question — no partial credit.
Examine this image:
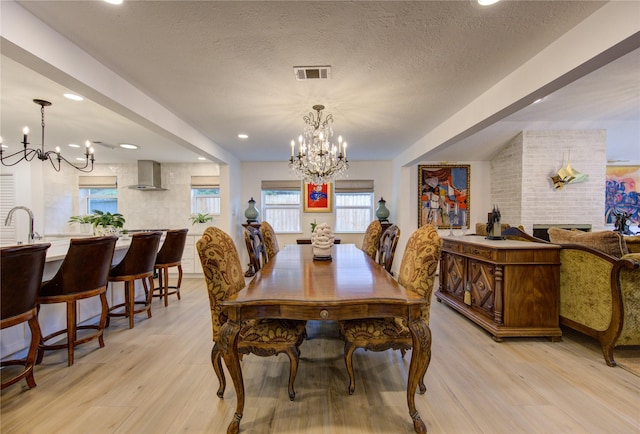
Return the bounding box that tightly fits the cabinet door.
[443,252,466,300]
[467,259,495,315]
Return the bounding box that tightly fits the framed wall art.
[418,164,470,229]
[605,165,639,225]
[304,182,333,212]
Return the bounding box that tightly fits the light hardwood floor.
[1,277,639,434]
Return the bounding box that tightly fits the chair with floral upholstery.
[361,220,383,260]
[197,227,306,400]
[260,221,280,262]
[377,224,400,274]
[340,224,442,395]
[243,225,266,276]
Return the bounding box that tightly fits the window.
[78,176,118,214]
[334,180,374,232]
[261,180,301,233]
[82,188,118,214]
[191,176,221,215]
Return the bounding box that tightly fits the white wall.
[41,162,221,235]
[240,160,394,268]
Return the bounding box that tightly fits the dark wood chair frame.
[154,228,189,306]
[1,243,50,389]
[107,232,162,329]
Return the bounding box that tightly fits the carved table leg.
[219,320,244,434]
[407,318,432,434]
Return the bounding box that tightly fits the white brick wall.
[490,130,607,233]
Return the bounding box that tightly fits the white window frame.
[334,180,375,233]
[261,180,301,233]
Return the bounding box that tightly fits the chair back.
[155,228,189,265]
[397,224,442,322]
[244,226,265,272]
[40,236,117,297]
[1,243,50,321]
[260,221,280,261]
[361,220,383,260]
[377,225,400,273]
[110,232,161,277]
[197,227,246,340]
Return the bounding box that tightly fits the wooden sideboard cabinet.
[435,235,561,341]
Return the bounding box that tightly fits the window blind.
[261,180,301,191]
[78,176,117,188]
[0,174,16,243]
[191,176,220,188]
[335,179,374,193]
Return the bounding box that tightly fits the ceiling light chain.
[0,99,95,173]
[288,104,349,185]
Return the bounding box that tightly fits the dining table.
[219,243,432,434]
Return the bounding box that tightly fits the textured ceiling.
[2,0,637,165]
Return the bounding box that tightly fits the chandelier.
[288,104,349,184]
[0,99,95,173]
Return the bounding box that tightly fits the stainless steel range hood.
[127,160,167,191]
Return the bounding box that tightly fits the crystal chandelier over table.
[0,99,95,173]
[288,104,349,185]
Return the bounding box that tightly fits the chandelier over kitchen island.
[0,99,95,173]
[288,104,349,185]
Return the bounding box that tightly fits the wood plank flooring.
[2,277,639,433]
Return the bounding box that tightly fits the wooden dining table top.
[224,243,423,308]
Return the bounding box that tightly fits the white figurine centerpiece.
[311,222,335,260]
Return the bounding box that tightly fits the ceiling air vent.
[294,65,331,81]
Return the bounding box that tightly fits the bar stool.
[107,231,162,328]
[37,236,117,366]
[1,243,50,389]
[153,228,188,306]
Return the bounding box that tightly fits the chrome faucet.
[5,206,37,244]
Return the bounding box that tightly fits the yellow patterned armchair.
[197,227,306,400]
[340,224,442,394]
[548,228,640,366]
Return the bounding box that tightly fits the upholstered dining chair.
[340,224,442,395]
[260,220,280,262]
[197,226,306,400]
[361,220,383,260]
[107,231,162,329]
[1,243,50,389]
[377,224,400,274]
[37,236,117,366]
[244,225,266,275]
[154,228,189,306]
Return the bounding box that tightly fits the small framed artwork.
[418,164,470,229]
[304,182,333,212]
[605,165,639,225]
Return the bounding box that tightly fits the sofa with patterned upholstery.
[547,227,640,366]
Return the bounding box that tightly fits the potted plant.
[91,210,126,236]
[189,213,213,225]
[68,214,95,234]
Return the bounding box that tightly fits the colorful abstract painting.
[418,164,470,229]
[605,166,639,225]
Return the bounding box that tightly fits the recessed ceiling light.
[533,98,544,104]
[68,143,81,148]
[478,0,500,5]
[238,133,249,139]
[63,93,83,101]
[75,157,86,162]
[119,143,138,150]
[197,157,208,161]
[104,0,123,4]
[1,144,7,149]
